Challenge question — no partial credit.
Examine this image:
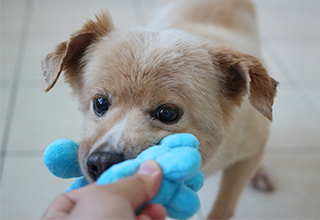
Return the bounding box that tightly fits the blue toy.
[43,133,204,219]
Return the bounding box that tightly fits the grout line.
[262,36,320,123]
[0,0,34,186]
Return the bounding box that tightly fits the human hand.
[42,160,166,220]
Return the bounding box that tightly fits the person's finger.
[99,160,163,210]
[136,213,152,220]
[41,193,75,219]
[42,160,163,219]
[138,203,167,220]
[69,187,134,219]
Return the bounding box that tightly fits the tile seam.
[0,0,35,185]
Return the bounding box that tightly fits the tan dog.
[42,0,278,219]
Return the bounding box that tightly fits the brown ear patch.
[42,42,68,92]
[42,11,114,92]
[242,54,279,121]
[42,33,94,92]
[210,47,278,121]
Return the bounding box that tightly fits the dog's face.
[73,28,226,181]
[42,12,278,182]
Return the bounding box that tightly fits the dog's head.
[42,12,278,182]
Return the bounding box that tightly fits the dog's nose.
[86,152,124,181]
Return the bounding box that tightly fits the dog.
[42,0,278,219]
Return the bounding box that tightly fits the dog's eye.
[153,104,182,124]
[93,97,110,117]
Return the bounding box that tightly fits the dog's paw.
[250,167,275,192]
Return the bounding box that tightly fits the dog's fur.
[42,0,278,219]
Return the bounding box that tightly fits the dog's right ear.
[209,46,278,121]
[42,12,114,92]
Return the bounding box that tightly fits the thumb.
[104,160,163,210]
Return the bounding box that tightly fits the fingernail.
[137,160,160,177]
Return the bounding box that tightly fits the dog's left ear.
[42,12,114,92]
[210,47,278,121]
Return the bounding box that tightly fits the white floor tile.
[253,0,320,39]
[267,83,320,148]
[6,86,83,151]
[1,0,27,33]
[29,1,137,36]
[20,5,142,81]
[108,6,139,28]
[20,5,141,81]
[306,89,320,111]
[1,156,76,219]
[236,154,320,219]
[139,0,165,25]
[198,154,320,219]
[19,37,68,81]
[271,43,320,83]
[0,33,21,81]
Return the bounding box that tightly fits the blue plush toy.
[43,133,204,219]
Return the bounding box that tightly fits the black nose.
[86,152,125,181]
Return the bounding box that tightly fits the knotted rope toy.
[43,133,204,219]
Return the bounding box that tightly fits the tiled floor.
[1,0,320,219]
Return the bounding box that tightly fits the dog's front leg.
[207,153,263,220]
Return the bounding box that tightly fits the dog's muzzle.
[86,152,125,181]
